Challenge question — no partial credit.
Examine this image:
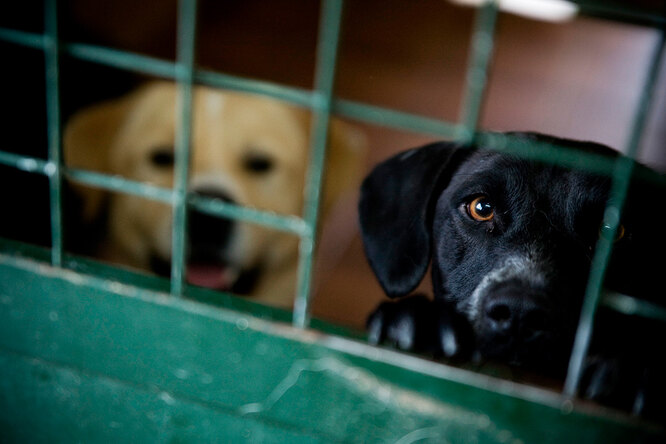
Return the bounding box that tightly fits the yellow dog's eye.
[467,196,495,222]
[243,152,274,174]
[149,146,175,168]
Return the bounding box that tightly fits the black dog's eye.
[149,146,175,168]
[466,195,495,222]
[243,152,274,174]
[599,222,626,242]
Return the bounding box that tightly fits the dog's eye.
[599,222,626,242]
[467,196,495,222]
[149,147,175,168]
[243,152,274,174]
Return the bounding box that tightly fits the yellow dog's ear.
[322,119,367,216]
[63,94,135,221]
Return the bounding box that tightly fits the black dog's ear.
[359,142,470,297]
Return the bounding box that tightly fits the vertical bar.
[44,0,64,267]
[457,0,499,143]
[293,0,344,329]
[564,31,666,397]
[170,0,198,297]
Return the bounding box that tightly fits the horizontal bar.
[0,30,663,186]
[67,168,309,236]
[67,42,316,108]
[0,150,308,235]
[65,42,177,79]
[602,293,666,323]
[64,43,317,110]
[195,69,314,109]
[0,27,45,49]
[189,195,309,237]
[66,168,174,203]
[0,27,315,109]
[477,132,619,176]
[0,151,52,174]
[1,139,662,238]
[333,99,462,139]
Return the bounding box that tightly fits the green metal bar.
[65,42,177,78]
[477,132,620,176]
[564,30,666,398]
[0,149,310,236]
[66,169,309,236]
[44,0,64,267]
[189,195,310,237]
[170,0,198,297]
[333,99,461,139]
[0,27,45,49]
[293,0,344,329]
[602,293,666,323]
[0,24,658,179]
[458,0,499,142]
[66,43,316,111]
[195,69,314,109]
[0,151,52,175]
[66,168,175,204]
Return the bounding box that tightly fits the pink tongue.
[186,264,230,290]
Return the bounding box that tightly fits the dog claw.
[439,325,460,358]
[366,312,384,345]
[388,314,416,350]
[581,357,620,401]
[436,307,473,360]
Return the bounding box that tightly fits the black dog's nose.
[483,293,549,340]
[188,188,235,257]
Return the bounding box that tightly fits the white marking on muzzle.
[464,255,547,321]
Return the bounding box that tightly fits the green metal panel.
[1,253,663,443]
[0,354,324,443]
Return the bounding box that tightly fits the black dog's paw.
[367,295,429,351]
[579,356,625,405]
[580,355,666,421]
[367,295,473,358]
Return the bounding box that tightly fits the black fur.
[360,132,666,419]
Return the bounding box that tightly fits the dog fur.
[359,132,665,418]
[64,81,365,307]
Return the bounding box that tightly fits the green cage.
[1,0,665,442]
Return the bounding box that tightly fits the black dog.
[359,132,665,418]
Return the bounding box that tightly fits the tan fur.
[64,81,365,307]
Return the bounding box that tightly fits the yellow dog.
[64,81,365,307]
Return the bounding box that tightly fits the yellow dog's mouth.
[150,254,261,295]
[185,263,240,291]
